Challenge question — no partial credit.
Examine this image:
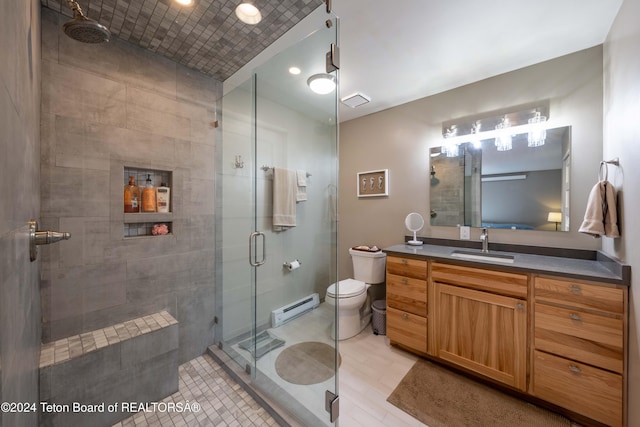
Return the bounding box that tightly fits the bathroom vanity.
[384,242,630,427]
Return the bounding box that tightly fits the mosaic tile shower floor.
[113,355,279,427]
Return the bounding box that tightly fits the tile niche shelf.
[123,166,173,238]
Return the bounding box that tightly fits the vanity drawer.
[534,303,623,373]
[532,350,622,427]
[386,256,427,280]
[431,262,527,298]
[387,273,427,316]
[534,277,624,314]
[387,306,427,354]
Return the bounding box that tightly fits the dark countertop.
[383,243,630,286]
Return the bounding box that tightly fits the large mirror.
[429,126,571,232]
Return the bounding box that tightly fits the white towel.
[273,168,297,231]
[579,180,619,238]
[296,170,307,202]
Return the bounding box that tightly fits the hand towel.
[579,180,620,238]
[273,168,297,231]
[296,170,307,202]
[603,181,620,238]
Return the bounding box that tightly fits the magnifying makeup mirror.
[405,212,424,246]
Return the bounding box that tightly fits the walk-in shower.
[214,8,340,426]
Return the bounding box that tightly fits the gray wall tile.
[41,9,221,366]
[0,1,41,426]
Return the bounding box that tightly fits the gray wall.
[39,8,221,363]
[603,0,640,424]
[0,1,42,426]
[339,46,604,278]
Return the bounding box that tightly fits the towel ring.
[599,158,620,181]
[599,161,608,181]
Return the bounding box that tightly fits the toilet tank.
[349,248,386,284]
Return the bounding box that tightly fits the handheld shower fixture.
[63,0,111,44]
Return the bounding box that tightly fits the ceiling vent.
[341,92,371,108]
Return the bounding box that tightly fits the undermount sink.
[450,250,515,264]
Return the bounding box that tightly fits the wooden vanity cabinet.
[386,256,428,354]
[384,252,629,426]
[532,276,627,427]
[431,263,528,391]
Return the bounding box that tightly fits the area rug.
[387,359,572,427]
[275,342,340,385]
[237,330,285,359]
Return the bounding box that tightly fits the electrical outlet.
[459,226,470,240]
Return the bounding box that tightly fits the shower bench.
[39,311,179,427]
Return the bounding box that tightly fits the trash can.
[371,299,387,335]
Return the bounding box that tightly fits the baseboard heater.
[271,293,320,328]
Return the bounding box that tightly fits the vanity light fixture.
[307,73,336,94]
[494,116,512,151]
[469,120,482,149]
[442,126,459,157]
[441,106,550,149]
[527,111,547,147]
[175,0,193,4]
[235,2,262,25]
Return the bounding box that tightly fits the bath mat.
[238,331,285,359]
[388,359,572,427]
[275,342,340,385]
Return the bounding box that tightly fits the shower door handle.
[249,231,266,267]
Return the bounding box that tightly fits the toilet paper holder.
[283,259,302,271]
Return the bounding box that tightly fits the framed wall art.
[357,169,389,197]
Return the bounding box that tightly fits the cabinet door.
[533,350,622,427]
[386,256,427,280]
[386,273,427,316]
[435,283,527,390]
[534,303,623,373]
[387,306,427,354]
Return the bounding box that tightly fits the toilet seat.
[327,279,366,298]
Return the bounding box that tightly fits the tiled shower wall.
[0,1,42,426]
[39,7,221,363]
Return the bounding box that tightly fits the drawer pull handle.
[401,313,408,320]
[568,364,581,373]
[515,303,525,311]
[401,278,408,285]
[401,259,408,265]
[570,313,582,321]
[569,285,582,293]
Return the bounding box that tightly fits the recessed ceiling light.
[307,73,336,95]
[289,67,301,75]
[175,0,193,5]
[235,3,262,25]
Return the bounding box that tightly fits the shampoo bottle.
[156,182,170,213]
[142,174,157,212]
[124,176,140,213]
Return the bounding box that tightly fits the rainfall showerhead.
[63,0,111,44]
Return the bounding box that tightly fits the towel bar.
[261,166,311,177]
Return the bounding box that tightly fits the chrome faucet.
[480,227,489,253]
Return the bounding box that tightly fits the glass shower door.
[217,11,339,426]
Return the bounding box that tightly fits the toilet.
[325,248,386,340]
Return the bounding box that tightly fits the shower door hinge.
[325,390,339,423]
[326,43,339,73]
